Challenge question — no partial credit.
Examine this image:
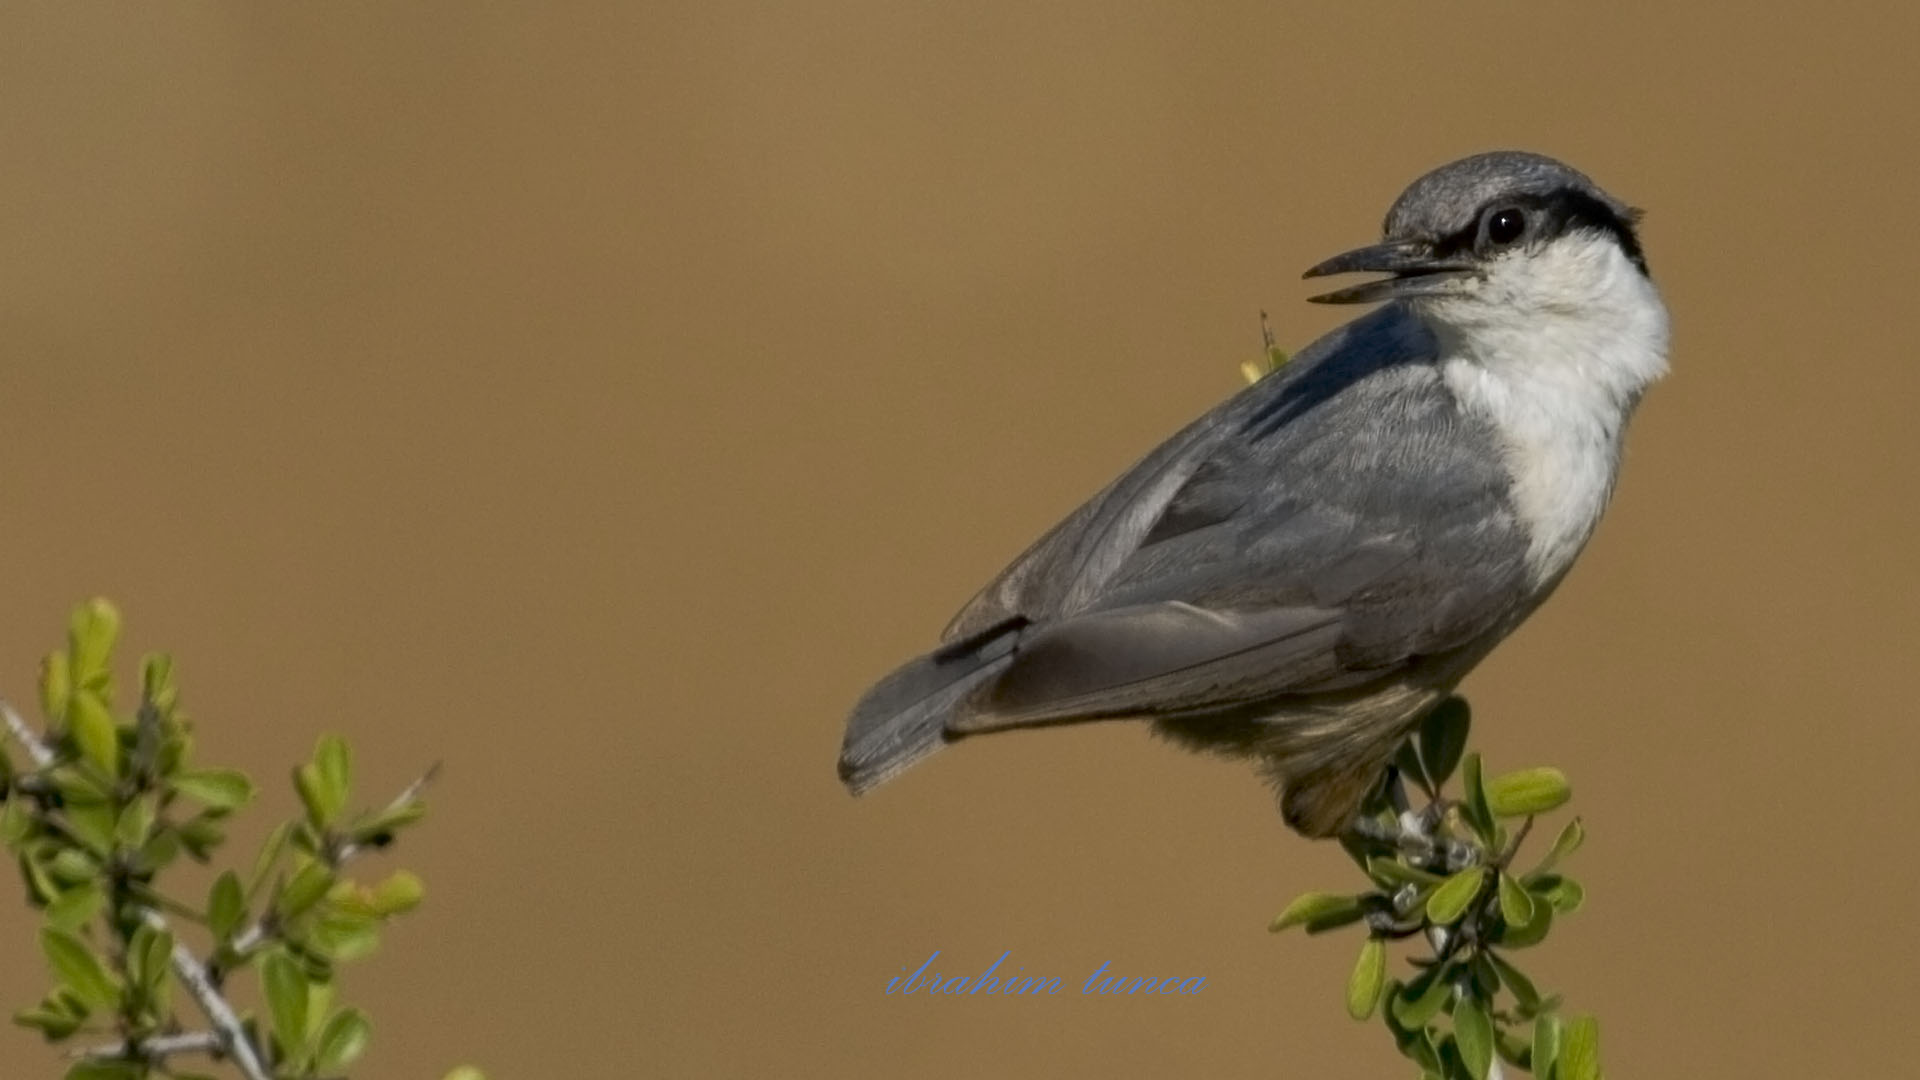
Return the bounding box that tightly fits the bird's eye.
[1485,207,1527,246]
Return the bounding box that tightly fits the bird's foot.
[1347,798,1478,874]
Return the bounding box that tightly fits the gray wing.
[941,304,1535,728]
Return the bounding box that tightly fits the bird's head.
[1303,151,1656,337]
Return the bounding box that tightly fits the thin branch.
[1496,815,1536,870]
[4,699,270,1080]
[227,918,270,958]
[2,700,55,769]
[229,764,441,958]
[335,761,440,863]
[70,1029,220,1061]
[388,761,441,809]
[141,908,272,1080]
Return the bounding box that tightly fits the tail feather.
[838,622,1022,794]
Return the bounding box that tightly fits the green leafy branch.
[0,600,482,1079]
[1239,311,1292,384]
[1271,698,1604,1080]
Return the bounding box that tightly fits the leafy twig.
[7,698,273,1079]
[145,909,273,1080]
[8,699,273,1079]
[1272,696,1601,1080]
[227,765,438,958]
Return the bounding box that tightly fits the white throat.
[1421,232,1670,585]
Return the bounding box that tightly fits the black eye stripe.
[1556,190,1648,273]
[1431,188,1647,273]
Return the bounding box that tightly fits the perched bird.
[837,151,1668,837]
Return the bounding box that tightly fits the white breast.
[1423,233,1671,584]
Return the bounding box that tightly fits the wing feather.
[935,305,1534,734]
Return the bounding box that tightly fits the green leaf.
[326,879,379,919]
[1534,816,1585,876]
[1494,895,1554,949]
[49,986,91,1018]
[48,846,100,885]
[66,691,119,779]
[155,731,191,777]
[1426,868,1486,925]
[1532,1012,1564,1079]
[1517,991,1564,1022]
[2,796,35,847]
[1393,740,1433,800]
[249,821,294,902]
[62,801,116,856]
[115,797,156,850]
[1525,873,1587,915]
[1381,979,1445,1072]
[315,1007,373,1072]
[1560,1015,1601,1080]
[311,914,381,962]
[170,769,255,811]
[67,599,121,695]
[315,735,352,806]
[306,979,335,1040]
[39,650,72,724]
[44,882,106,931]
[1460,754,1495,843]
[47,764,111,804]
[442,1069,488,1080]
[277,859,336,920]
[1241,341,1292,385]
[1468,953,1500,1000]
[262,950,310,1060]
[128,924,174,1015]
[370,869,425,916]
[14,999,86,1040]
[1390,966,1454,1029]
[1418,697,1471,788]
[21,845,62,902]
[1496,1026,1533,1068]
[1345,937,1386,1020]
[1543,875,1586,915]
[1485,767,1572,817]
[136,828,185,874]
[1368,856,1444,889]
[1498,872,1536,928]
[140,653,179,718]
[208,870,246,942]
[1484,950,1540,1010]
[295,763,343,829]
[1453,995,1495,1080]
[40,927,120,1011]
[348,800,427,846]
[1397,1031,1443,1075]
[1269,891,1365,934]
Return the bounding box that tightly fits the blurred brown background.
[0,3,1914,1077]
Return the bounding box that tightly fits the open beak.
[1302,239,1475,305]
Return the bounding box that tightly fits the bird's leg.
[1347,764,1478,874]
[1365,887,1431,938]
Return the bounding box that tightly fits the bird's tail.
[838,619,1024,795]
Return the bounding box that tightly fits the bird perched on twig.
[838,151,1668,838]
